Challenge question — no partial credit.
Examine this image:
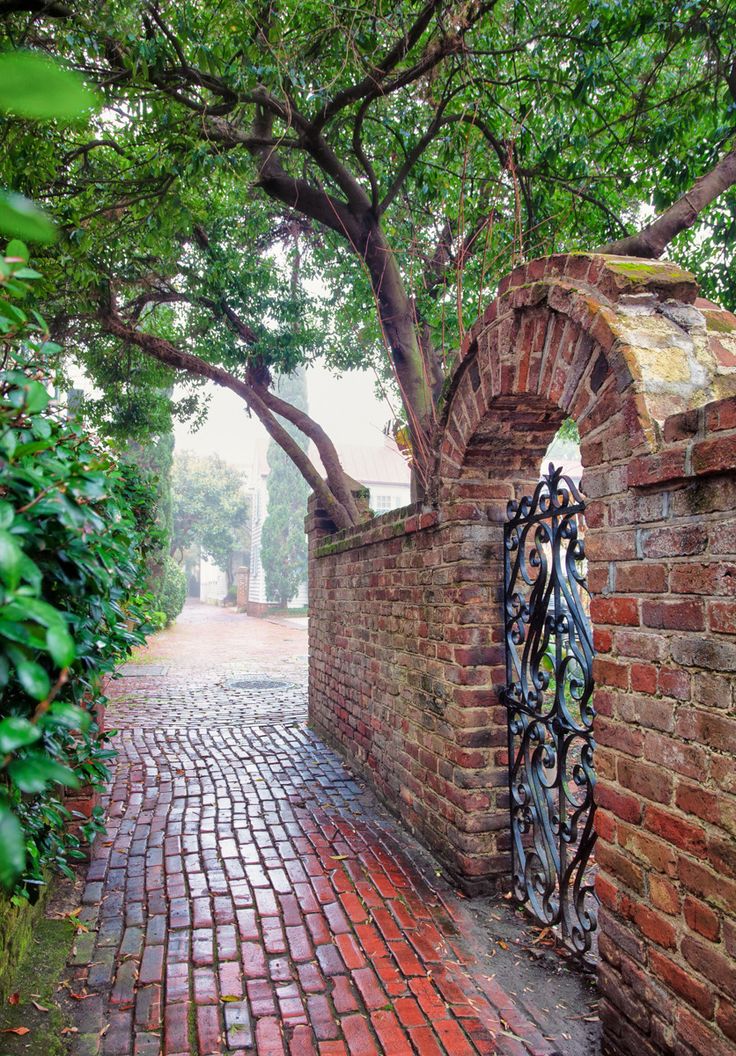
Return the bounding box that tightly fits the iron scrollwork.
[502,463,598,954]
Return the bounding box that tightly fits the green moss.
[0,891,46,1003]
[605,259,694,282]
[188,998,198,1053]
[435,367,458,414]
[703,310,736,334]
[0,916,76,1056]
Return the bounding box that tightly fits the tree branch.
[313,0,444,129]
[379,109,508,216]
[599,143,736,257]
[97,290,357,530]
[63,139,131,163]
[250,382,361,524]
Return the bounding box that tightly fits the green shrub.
[157,555,186,626]
[0,243,159,895]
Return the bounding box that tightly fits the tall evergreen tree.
[261,370,310,608]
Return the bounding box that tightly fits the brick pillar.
[590,393,736,1056]
[235,566,249,610]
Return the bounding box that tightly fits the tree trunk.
[357,216,437,489]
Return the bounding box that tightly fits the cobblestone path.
[69,604,562,1056]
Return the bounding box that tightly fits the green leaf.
[0,191,56,244]
[32,417,52,439]
[22,381,50,414]
[46,624,76,667]
[0,716,41,753]
[0,51,100,122]
[0,804,25,889]
[5,238,29,262]
[17,553,42,591]
[0,500,13,529]
[47,702,90,732]
[0,529,23,589]
[14,657,50,700]
[8,754,79,793]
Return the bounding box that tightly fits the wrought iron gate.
[502,464,598,954]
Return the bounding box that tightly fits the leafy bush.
[156,556,186,626]
[0,243,159,895]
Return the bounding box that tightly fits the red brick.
[649,950,715,1018]
[351,967,387,1010]
[692,433,736,475]
[676,1006,736,1056]
[657,667,691,700]
[642,598,704,631]
[682,934,736,1001]
[307,995,339,1041]
[709,599,736,633]
[716,997,736,1043]
[639,524,707,558]
[255,1017,286,1056]
[622,898,677,949]
[340,1014,379,1056]
[370,1010,412,1056]
[630,663,658,694]
[684,896,721,941]
[617,757,673,805]
[591,596,640,626]
[643,805,707,857]
[197,1005,224,1056]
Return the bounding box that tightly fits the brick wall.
[307,501,509,889]
[308,253,736,1056]
[591,398,736,1056]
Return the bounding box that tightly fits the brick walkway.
[68,604,563,1056]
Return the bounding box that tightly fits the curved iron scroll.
[502,463,598,954]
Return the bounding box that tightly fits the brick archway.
[431,253,736,1056]
[308,252,736,1056]
[434,253,713,496]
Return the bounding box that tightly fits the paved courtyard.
[68,603,574,1056]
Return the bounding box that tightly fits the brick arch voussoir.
[431,257,663,498]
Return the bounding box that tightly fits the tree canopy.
[171,451,250,584]
[1,0,735,522]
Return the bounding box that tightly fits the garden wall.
[308,253,736,1056]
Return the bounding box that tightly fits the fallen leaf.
[7,992,19,1005]
[221,995,241,1003]
[1,1027,30,1036]
[330,855,348,861]
[31,1000,49,1013]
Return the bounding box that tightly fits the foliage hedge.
[0,243,159,896]
[157,555,186,626]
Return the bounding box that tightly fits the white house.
[247,435,411,613]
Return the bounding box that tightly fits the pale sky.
[173,361,397,472]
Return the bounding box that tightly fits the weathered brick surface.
[308,253,736,1056]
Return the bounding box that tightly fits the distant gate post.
[235,566,249,611]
